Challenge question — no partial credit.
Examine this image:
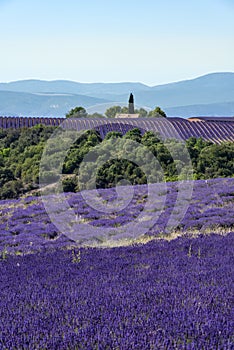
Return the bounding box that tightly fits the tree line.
[65,106,167,118]
[0,125,233,199]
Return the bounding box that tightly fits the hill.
[0,91,108,116]
[165,101,234,118]
[0,72,233,116]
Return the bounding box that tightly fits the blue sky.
[0,0,233,85]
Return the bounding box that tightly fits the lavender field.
[0,178,234,349]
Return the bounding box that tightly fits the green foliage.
[148,106,167,118]
[0,168,15,187]
[104,106,149,118]
[66,106,88,118]
[105,106,122,118]
[141,131,161,146]
[136,108,148,118]
[196,143,234,178]
[88,112,104,118]
[40,171,60,185]
[0,125,55,199]
[96,159,147,189]
[62,176,78,192]
[63,130,102,174]
[0,129,21,148]
[124,128,142,143]
[0,123,233,199]
[186,137,212,168]
[64,105,166,119]
[104,131,122,140]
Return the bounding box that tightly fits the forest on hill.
[0,125,233,199]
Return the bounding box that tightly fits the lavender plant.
[0,233,233,349]
[0,178,233,348]
[0,177,233,252]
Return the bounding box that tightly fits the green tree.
[124,128,142,143]
[0,180,23,199]
[197,143,234,178]
[136,108,148,118]
[186,137,212,169]
[88,112,104,118]
[120,106,129,114]
[63,130,102,174]
[62,176,78,192]
[105,131,123,140]
[141,131,161,147]
[66,107,88,118]
[105,106,122,118]
[0,168,15,187]
[148,106,167,118]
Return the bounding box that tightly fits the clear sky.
[0,0,233,85]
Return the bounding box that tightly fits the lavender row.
[0,177,233,252]
[0,233,233,349]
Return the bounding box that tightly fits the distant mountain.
[0,72,233,117]
[165,101,234,118]
[0,80,150,96]
[146,72,234,108]
[0,91,108,116]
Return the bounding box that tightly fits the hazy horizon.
[1,71,234,87]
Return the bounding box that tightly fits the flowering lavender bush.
[0,233,233,349]
[0,178,233,348]
[0,177,233,252]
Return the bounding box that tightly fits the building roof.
[188,116,234,122]
[116,114,140,118]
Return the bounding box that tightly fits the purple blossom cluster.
[0,178,233,348]
[0,177,233,252]
[93,117,234,143]
[0,233,233,349]
[0,116,234,143]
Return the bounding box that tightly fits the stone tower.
[128,93,134,114]
[115,93,139,118]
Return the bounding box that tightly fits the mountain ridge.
[0,72,233,117]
